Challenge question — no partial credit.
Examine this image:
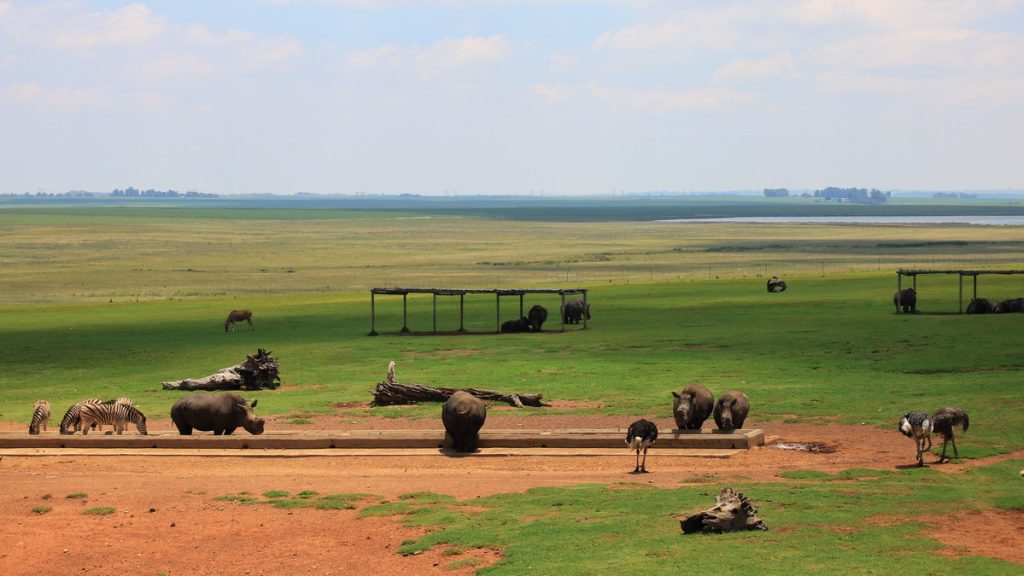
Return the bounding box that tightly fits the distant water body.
[657,216,1024,226]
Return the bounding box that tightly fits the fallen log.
[679,487,768,534]
[371,361,546,408]
[162,348,281,391]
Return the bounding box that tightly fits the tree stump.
[162,348,281,391]
[371,361,546,408]
[679,487,768,533]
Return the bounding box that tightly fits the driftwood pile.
[162,348,281,391]
[679,487,768,534]
[372,361,546,408]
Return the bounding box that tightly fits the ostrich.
[899,412,933,467]
[932,407,969,462]
[625,419,658,473]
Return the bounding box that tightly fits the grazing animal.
[713,391,750,431]
[899,412,933,467]
[28,400,51,435]
[562,298,591,324]
[225,309,255,332]
[626,419,658,473]
[171,392,265,435]
[671,385,714,431]
[59,398,102,434]
[527,305,548,332]
[442,391,487,453]
[766,276,787,293]
[993,298,1024,313]
[79,402,147,435]
[893,288,917,313]
[501,316,532,333]
[932,407,969,462]
[966,298,993,314]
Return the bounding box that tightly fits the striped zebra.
[79,402,147,435]
[28,400,51,435]
[59,398,101,434]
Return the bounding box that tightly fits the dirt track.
[2,415,1021,574]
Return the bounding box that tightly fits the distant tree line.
[762,188,790,198]
[111,187,217,198]
[814,187,890,204]
[932,192,978,199]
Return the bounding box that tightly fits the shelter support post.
[459,294,465,332]
[401,293,409,333]
[560,293,566,332]
[369,292,377,336]
[519,294,524,318]
[958,274,964,314]
[583,291,588,330]
[897,273,902,314]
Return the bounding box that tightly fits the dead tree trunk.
[162,349,281,391]
[679,487,768,533]
[371,362,545,407]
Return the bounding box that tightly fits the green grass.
[83,507,116,516]
[3,272,1022,457]
[66,493,88,499]
[216,491,363,511]
[31,506,52,514]
[360,460,1024,575]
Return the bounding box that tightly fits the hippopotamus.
[966,298,993,314]
[893,288,916,313]
[501,317,532,333]
[562,299,591,324]
[671,385,714,431]
[442,391,486,453]
[994,297,1024,313]
[170,392,265,435]
[713,391,750,431]
[528,305,548,332]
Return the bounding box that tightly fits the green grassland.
[2,204,1023,574]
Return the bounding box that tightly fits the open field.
[3,205,1024,302]
[1,205,1023,574]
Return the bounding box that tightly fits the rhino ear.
[671,391,680,399]
[250,399,258,409]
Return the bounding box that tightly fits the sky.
[2,0,1024,196]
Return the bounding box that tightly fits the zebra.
[28,400,51,435]
[59,398,102,434]
[79,402,147,435]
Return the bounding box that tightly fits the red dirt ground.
[2,414,1022,574]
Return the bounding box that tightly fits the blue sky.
[2,0,1024,195]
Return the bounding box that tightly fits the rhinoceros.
[442,391,486,453]
[170,392,265,435]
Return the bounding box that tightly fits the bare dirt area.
[2,415,1022,574]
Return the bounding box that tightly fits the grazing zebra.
[59,398,102,434]
[899,412,933,467]
[626,419,658,474]
[79,402,147,435]
[28,400,51,435]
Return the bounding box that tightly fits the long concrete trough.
[0,429,764,450]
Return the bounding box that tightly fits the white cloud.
[532,81,755,114]
[6,2,166,49]
[714,53,799,84]
[415,35,511,71]
[3,81,106,111]
[341,35,511,78]
[789,0,1019,29]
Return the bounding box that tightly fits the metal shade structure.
[896,269,1024,313]
[369,287,588,335]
